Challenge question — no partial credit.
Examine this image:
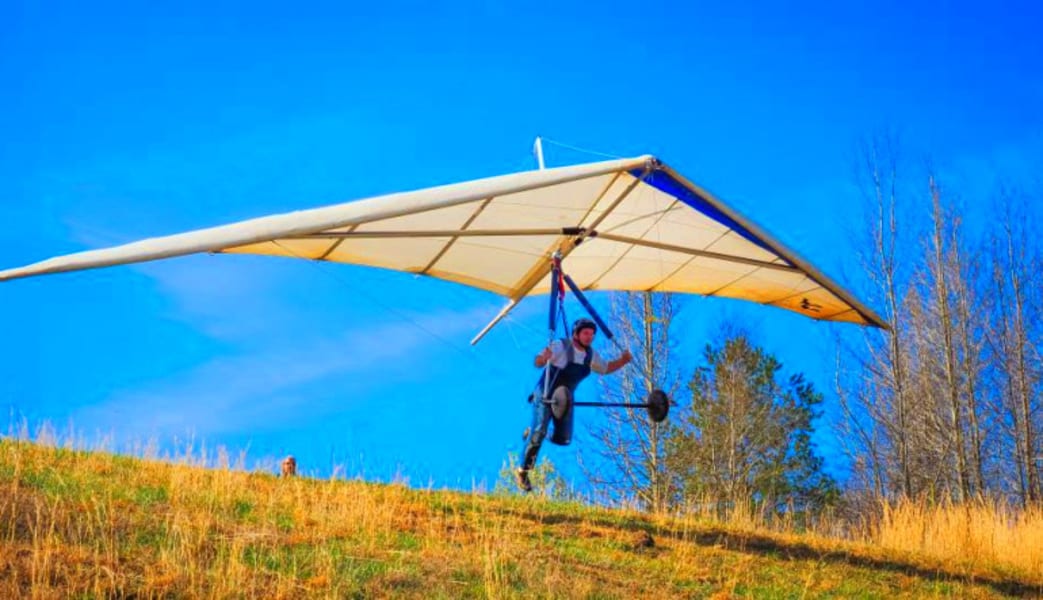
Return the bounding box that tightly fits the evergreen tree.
[670,330,838,516]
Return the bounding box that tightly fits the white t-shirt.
[547,339,609,375]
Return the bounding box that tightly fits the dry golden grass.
[1,434,1041,598]
[869,496,1043,582]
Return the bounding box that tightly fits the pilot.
[517,317,632,492]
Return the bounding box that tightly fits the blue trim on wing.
[628,168,783,259]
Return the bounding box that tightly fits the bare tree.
[834,136,924,499]
[986,190,1043,505]
[836,139,1043,505]
[904,176,989,500]
[580,292,680,512]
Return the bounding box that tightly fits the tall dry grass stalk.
[660,492,1043,587]
[868,496,1043,579]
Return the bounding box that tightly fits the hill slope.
[1,439,1038,598]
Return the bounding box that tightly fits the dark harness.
[524,338,595,450]
[533,337,593,398]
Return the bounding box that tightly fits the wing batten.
[420,197,490,275]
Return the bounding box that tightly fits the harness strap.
[561,337,592,368]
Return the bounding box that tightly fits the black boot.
[515,468,533,492]
[522,446,540,472]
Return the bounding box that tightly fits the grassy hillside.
[1,438,1040,599]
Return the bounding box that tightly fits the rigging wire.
[563,306,572,339]
[538,137,625,161]
[501,311,526,351]
[269,240,519,380]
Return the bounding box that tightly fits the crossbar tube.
[541,400,653,408]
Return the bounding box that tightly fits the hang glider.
[0,155,888,335]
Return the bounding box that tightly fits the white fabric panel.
[585,248,694,292]
[639,212,728,252]
[353,200,483,232]
[323,237,452,272]
[433,235,561,296]
[703,231,785,263]
[592,182,680,236]
[467,175,618,231]
[643,255,760,295]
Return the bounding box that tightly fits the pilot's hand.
[538,347,553,363]
[620,349,633,364]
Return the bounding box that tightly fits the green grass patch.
[270,510,294,532]
[132,524,169,551]
[133,485,169,507]
[19,467,94,499]
[390,531,421,551]
[232,498,254,520]
[243,543,318,578]
[326,543,390,584]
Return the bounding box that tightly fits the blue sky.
[2,1,1041,489]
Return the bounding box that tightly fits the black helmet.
[572,318,598,337]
